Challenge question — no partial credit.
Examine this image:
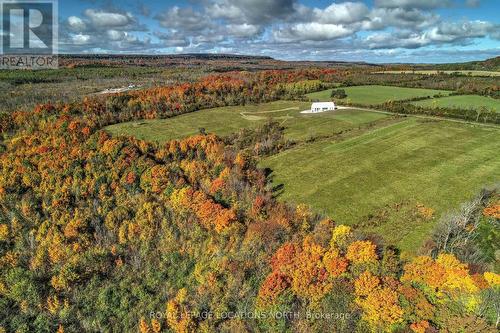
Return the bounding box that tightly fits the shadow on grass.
[263,167,285,197]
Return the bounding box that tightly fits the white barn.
[310,102,336,113]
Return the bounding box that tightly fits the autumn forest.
[0,57,499,333]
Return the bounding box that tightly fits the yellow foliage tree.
[358,287,404,329]
[346,240,378,264]
[322,249,348,277]
[483,272,500,287]
[403,254,478,295]
[354,271,380,298]
[166,289,196,333]
[330,225,352,250]
[139,317,150,333]
[0,224,9,241]
[151,319,161,333]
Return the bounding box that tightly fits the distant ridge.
[58,53,499,70]
[58,53,380,70]
[60,53,378,65]
[434,56,500,71]
[60,53,274,60]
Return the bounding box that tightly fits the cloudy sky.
[57,0,499,63]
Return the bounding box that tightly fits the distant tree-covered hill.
[434,56,500,71]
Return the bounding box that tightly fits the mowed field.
[412,95,500,112]
[262,118,500,255]
[306,85,451,105]
[106,100,388,142]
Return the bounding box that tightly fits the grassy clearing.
[375,70,500,77]
[412,95,500,112]
[306,85,451,105]
[261,118,500,255]
[105,100,388,142]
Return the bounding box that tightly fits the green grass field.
[262,118,500,255]
[412,95,500,112]
[306,85,451,105]
[375,70,500,77]
[106,101,388,142]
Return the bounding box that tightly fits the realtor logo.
[1,0,58,69]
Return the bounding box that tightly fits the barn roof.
[311,102,335,107]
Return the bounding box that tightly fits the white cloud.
[226,24,261,37]
[274,23,354,42]
[106,30,125,41]
[84,9,134,28]
[71,33,91,45]
[207,2,244,21]
[155,6,211,32]
[313,2,369,24]
[427,20,496,42]
[360,20,498,49]
[60,7,154,53]
[67,16,86,31]
[207,0,297,23]
[368,7,439,30]
[363,32,429,49]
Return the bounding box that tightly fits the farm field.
[306,85,451,105]
[375,70,500,76]
[262,118,500,255]
[106,100,389,142]
[412,94,500,112]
